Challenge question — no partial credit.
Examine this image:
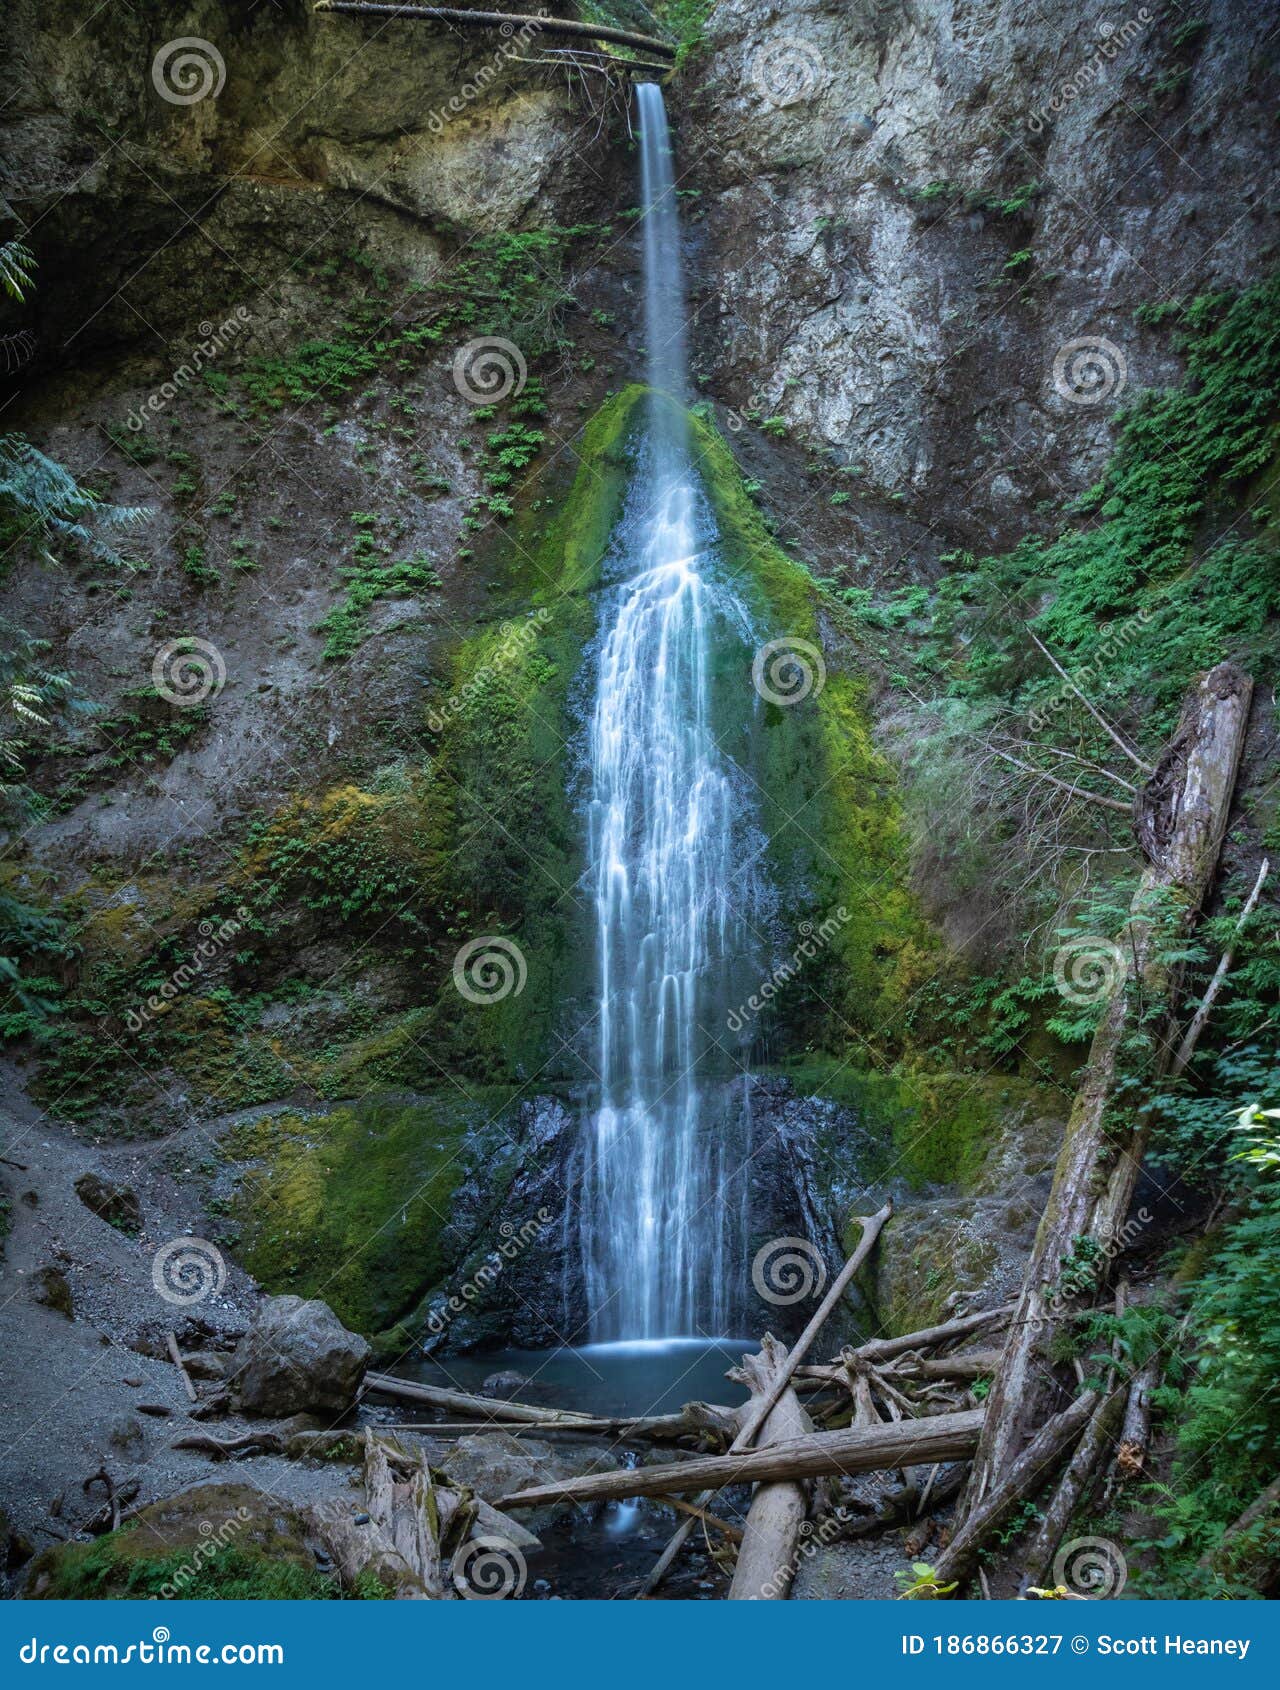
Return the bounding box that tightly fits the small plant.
[894,1562,958,1599]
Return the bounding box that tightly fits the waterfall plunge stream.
[578,86,763,1343]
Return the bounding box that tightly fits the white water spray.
[578,86,759,1341]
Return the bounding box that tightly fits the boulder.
[73,1172,141,1234]
[437,1431,612,1534]
[481,1369,530,1399]
[229,1296,369,1418]
[31,1265,73,1318]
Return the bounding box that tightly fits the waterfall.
[578,86,760,1342]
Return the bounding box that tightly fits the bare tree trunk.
[967,664,1252,1510]
[496,1408,984,1510]
[927,1393,1098,1592]
[728,1336,813,1601]
[1199,1476,1280,1594]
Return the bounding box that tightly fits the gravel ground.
[0,1071,373,1585]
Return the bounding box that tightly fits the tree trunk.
[728,1335,813,1601]
[927,1393,1098,1592]
[967,663,1252,1509]
[1023,1386,1127,1588]
[313,2,677,58]
[497,1408,984,1510]
[362,1373,593,1425]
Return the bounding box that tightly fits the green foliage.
[319,512,441,659]
[227,1098,482,1337]
[1141,1103,1280,1594]
[31,1534,375,1601]
[0,238,35,301]
[0,433,150,568]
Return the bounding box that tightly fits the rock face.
[229,1296,370,1418]
[685,0,1280,558]
[73,1173,142,1234]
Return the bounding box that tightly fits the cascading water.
[578,86,762,1342]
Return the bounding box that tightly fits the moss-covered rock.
[25,1484,378,1600]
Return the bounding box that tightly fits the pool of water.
[400,1336,756,1421]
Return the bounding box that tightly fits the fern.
[0,238,35,303]
[0,433,150,568]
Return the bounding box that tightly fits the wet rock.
[31,1266,73,1318]
[24,1484,321,1599]
[229,1295,370,1418]
[437,1431,612,1534]
[481,1370,530,1398]
[73,1172,141,1234]
[181,1350,230,1382]
[105,1413,145,1458]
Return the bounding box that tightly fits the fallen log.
[853,1303,1016,1365]
[499,1408,985,1511]
[166,1331,198,1404]
[1198,1475,1280,1594]
[799,1348,1003,1387]
[641,1202,892,1595]
[1024,1386,1127,1590]
[310,1498,431,1599]
[967,664,1252,1510]
[1169,856,1269,1077]
[927,1393,1097,1592]
[313,2,677,58]
[362,1373,593,1425]
[388,1406,733,1442]
[728,1335,813,1601]
[1109,1353,1160,1488]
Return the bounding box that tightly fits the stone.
[31,1266,73,1318]
[481,1369,530,1398]
[106,1413,145,1458]
[73,1172,141,1234]
[229,1296,369,1418]
[437,1432,611,1533]
[181,1350,230,1382]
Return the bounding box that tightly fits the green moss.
[32,1537,349,1601]
[227,1096,493,1336]
[687,406,932,1050]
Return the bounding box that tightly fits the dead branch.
[1170,856,1270,1077]
[312,2,677,59]
[498,1408,985,1510]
